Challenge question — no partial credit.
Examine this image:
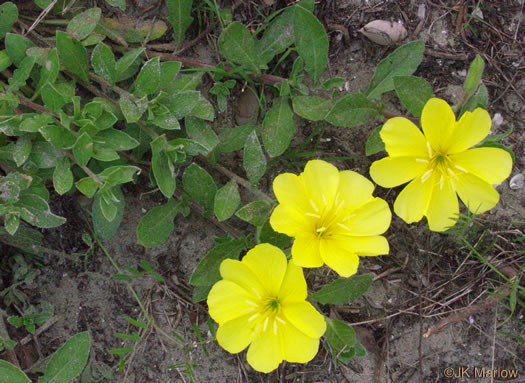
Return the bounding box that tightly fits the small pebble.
[492,113,504,127]
[509,173,524,190]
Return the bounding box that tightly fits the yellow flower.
[269,160,391,277]
[370,98,512,232]
[207,243,326,373]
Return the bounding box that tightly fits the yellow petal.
[332,235,389,256]
[450,147,512,184]
[243,244,287,296]
[269,204,311,237]
[421,98,456,152]
[216,315,253,354]
[337,170,374,211]
[278,260,307,304]
[280,322,320,364]
[380,117,428,157]
[272,173,308,212]
[394,174,433,224]
[341,197,391,236]
[370,157,428,188]
[447,108,491,154]
[319,237,360,277]
[291,234,323,268]
[425,178,459,232]
[220,259,266,299]
[246,330,283,373]
[455,173,499,214]
[301,160,340,210]
[282,301,326,338]
[208,280,254,324]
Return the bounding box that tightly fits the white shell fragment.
[509,173,524,190]
[492,113,504,127]
[359,20,408,46]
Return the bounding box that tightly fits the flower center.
[306,193,353,238]
[245,295,287,335]
[417,142,469,191]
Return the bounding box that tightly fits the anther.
[426,142,433,158]
[337,223,352,232]
[455,165,469,173]
[245,300,258,307]
[248,313,260,322]
[322,194,329,208]
[273,319,277,335]
[439,175,444,190]
[416,158,429,163]
[276,316,286,325]
[305,213,321,218]
[251,288,261,299]
[421,169,433,183]
[309,199,319,212]
[263,317,269,332]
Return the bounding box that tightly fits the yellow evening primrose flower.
[207,243,326,373]
[269,160,391,278]
[369,98,512,232]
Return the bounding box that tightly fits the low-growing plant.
[0,0,517,379]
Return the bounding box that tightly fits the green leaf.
[39,125,77,149]
[365,126,385,156]
[159,61,182,93]
[190,238,246,286]
[93,128,139,151]
[152,150,176,198]
[166,0,193,47]
[324,319,357,365]
[56,31,90,83]
[182,163,216,211]
[119,96,146,123]
[40,331,90,383]
[243,131,266,183]
[5,33,34,66]
[136,200,179,248]
[104,0,126,10]
[8,55,36,92]
[18,193,66,228]
[29,141,64,168]
[190,94,214,121]
[67,8,101,40]
[235,201,271,227]
[133,57,161,97]
[97,189,118,221]
[292,96,333,121]
[192,285,212,303]
[216,124,254,154]
[0,49,12,71]
[464,54,484,94]
[76,177,98,198]
[115,47,144,75]
[261,97,295,157]
[321,77,345,90]
[41,83,66,113]
[214,181,240,221]
[0,360,31,383]
[13,135,32,167]
[257,219,292,249]
[367,40,425,100]
[293,5,328,83]
[255,8,294,64]
[91,43,117,85]
[393,76,434,117]
[5,211,20,235]
[460,83,488,117]
[311,273,374,304]
[325,93,378,128]
[185,117,219,153]
[72,132,93,167]
[161,91,200,119]
[53,157,73,195]
[0,2,18,40]
[218,22,260,72]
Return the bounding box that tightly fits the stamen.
[305,213,321,218]
[439,175,444,190]
[455,165,469,173]
[416,158,429,163]
[263,317,269,332]
[273,319,278,335]
[334,193,340,209]
[341,214,355,223]
[322,194,329,208]
[447,168,459,181]
[450,179,456,193]
[276,316,286,325]
[248,313,260,322]
[251,288,261,299]
[242,307,256,313]
[336,200,345,212]
[245,300,258,307]
[255,323,261,333]
[316,227,327,233]
[309,199,319,212]
[426,142,433,158]
[337,223,352,231]
[421,169,433,183]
